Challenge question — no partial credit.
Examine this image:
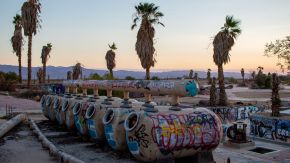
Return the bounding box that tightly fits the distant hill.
[0,64,246,79]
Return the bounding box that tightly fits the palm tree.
[241,68,245,85]
[213,15,241,106]
[271,73,281,117]
[207,68,212,84]
[210,77,217,106]
[105,43,117,79]
[257,66,264,75]
[36,68,43,83]
[194,72,198,81]
[131,2,164,80]
[21,0,41,87]
[189,69,193,79]
[41,43,52,83]
[11,14,23,83]
[251,71,256,80]
[72,63,82,80]
[67,71,72,80]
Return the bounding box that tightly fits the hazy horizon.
[1,0,290,74]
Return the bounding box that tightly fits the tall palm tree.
[271,73,281,117]
[41,43,52,83]
[194,72,198,80]
[189,69,193,79]
[241,68,245,85]
[213,15,241,106]
[67,71,72,80]
[207,68,212,84]
[210,77,217,106]
[11,14,23,83]
[105,43,117,79]
[36,68,43,83]
[131,2,164,80]
[72,63,82,80]
[251,71,256,80]
[257,66,264,75]
[21,0,41,87]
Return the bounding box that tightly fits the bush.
[250,71,272,89]
[0,71,18,91]
[17,90,48,99]
[151,76,160,80]
[89,73,103,80]
[280,75,290,85]
[227,77,238,84]
[125,76,135,80]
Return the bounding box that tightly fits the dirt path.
[0,123,57,163]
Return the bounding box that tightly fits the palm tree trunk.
[218,64,227,106]
[109,69,113,79]
[43,62,46,84]
[242,76,245,85]
[146,67,150,80]
[27,34,32,87]
[18,51,22,83]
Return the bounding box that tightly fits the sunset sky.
[0,0,290,73]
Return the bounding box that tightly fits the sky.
[0,0,290,73]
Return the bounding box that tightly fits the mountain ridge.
[0,64,246,79]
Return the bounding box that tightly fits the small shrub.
[151,76,160,80]
[125,76,135,80]
[0,71,18,91]
[227,77,238,84]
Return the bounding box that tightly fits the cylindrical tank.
[83,96,110,140]
[54,95,65,125]
[47,95,57,121]
[85,97,135,141]
[63,95,89,130]
[40,95,49,119]
[124,107,222,162]
[102,104,169,151]
[73,97,100,136]
[102,100,146,150]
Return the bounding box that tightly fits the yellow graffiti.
[160,120,184,137]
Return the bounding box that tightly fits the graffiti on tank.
[87,119,98,138]
[74,116,83,134]
[67,80,179,91]
[148,111,220,152]
[148,81,175,90]
[250,115,290,142]
[105,124,117,149]
[81,102,90,117]
[126,132,140,155]
[185,81,198,96]
[276,120,290,142]
[212,106,263,122]
[128,124,149,148]
[66,114,70,127]
[112,82,136,89]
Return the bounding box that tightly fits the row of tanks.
[40,80,222,162]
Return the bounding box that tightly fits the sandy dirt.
[0,123,57,163]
